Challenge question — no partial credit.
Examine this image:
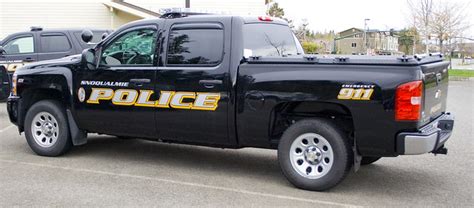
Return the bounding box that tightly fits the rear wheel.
[24,100,72,156]
[278,119,353,191]
[361,156,381,165]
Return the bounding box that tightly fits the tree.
[301,41,321,54]
[398,28,419,55]
[295,19,309,41]
[266,2,294,29]
[430,1,470,53]
[407,0,470,53]
[407,0,434,53]
[267,2,285,18]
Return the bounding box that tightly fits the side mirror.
[101,32,109,40]
[0,46,5,55]
[81,48,96,70]
[81,30,94,43]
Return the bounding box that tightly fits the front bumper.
[7,96,22,127]
[397,113,454,155]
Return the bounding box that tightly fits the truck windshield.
[243,23,301,57]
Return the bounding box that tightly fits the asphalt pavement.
[0,81,473,207]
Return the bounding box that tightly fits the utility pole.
[364,18,370,55]
[185,0,190,8]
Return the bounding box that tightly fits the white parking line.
[0,159,359,207]
[0,125,14,133]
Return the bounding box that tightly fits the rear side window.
[3,36,34,54]
[40,34,71,52]
[167,28,223,66]
[243,24,300,57]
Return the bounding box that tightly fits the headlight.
[11,73,17,96]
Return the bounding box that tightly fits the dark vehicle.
[0,66,10,101]
[0,27,111,74]
[6,13,454,191]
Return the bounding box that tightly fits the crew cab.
[0,27,111,74]
[6,13,454,191]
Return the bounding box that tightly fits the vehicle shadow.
[68,135,444,196]
[69,135,287,185]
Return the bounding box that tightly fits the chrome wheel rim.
[31,112,59,148]
[289,133,334,179]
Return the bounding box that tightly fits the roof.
[3,28,109,37]
[338,27,364,35]
[112,14,288,32]
[103,0,159,18]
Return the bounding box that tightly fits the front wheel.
[24,100,72,156]
[278,119,353,191]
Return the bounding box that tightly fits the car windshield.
[243,23,302,57]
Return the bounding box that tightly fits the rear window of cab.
[243,23,302,57]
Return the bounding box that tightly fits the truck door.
[0,66,10,100]
[37,32,76,61]
[154,19,232,145]
[0,33,38,74]
[74,25,160,138]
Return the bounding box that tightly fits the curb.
[449,77,474,81]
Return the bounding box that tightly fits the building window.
[351,43,357,48]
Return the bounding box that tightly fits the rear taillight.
[395,80,423,121]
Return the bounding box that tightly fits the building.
[335,27,400,55]
[0,0,266,39]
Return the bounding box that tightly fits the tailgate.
[420,61,449,126]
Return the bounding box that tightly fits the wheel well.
[270,101,354,144]
[18,88,67,131]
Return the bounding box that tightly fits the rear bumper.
[397,113,454,155]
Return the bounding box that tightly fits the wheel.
[361,156,381,165]
[278,119,353,191]
[24,100,72,156]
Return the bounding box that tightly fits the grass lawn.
[449,69,474,77]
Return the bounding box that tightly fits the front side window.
[3,36,34,54]
[243,24,299,57]
[101,28,157,66]
[167,28,223,66]
[40,34,71,52]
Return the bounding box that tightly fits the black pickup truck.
[6,13,454,191]
[0,27,110,74]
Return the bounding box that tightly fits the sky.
[274,0,474,37]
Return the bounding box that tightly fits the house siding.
[0,1,116,39]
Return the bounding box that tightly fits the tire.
[278,119,353,191]
[361,156,381,165]
[24,100,72,156]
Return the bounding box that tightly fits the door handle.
[199,80,223,89]
[23,57,35,62]
[130,78,151,83]
[130,78,151,87]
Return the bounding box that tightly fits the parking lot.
[0,80,472,207]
